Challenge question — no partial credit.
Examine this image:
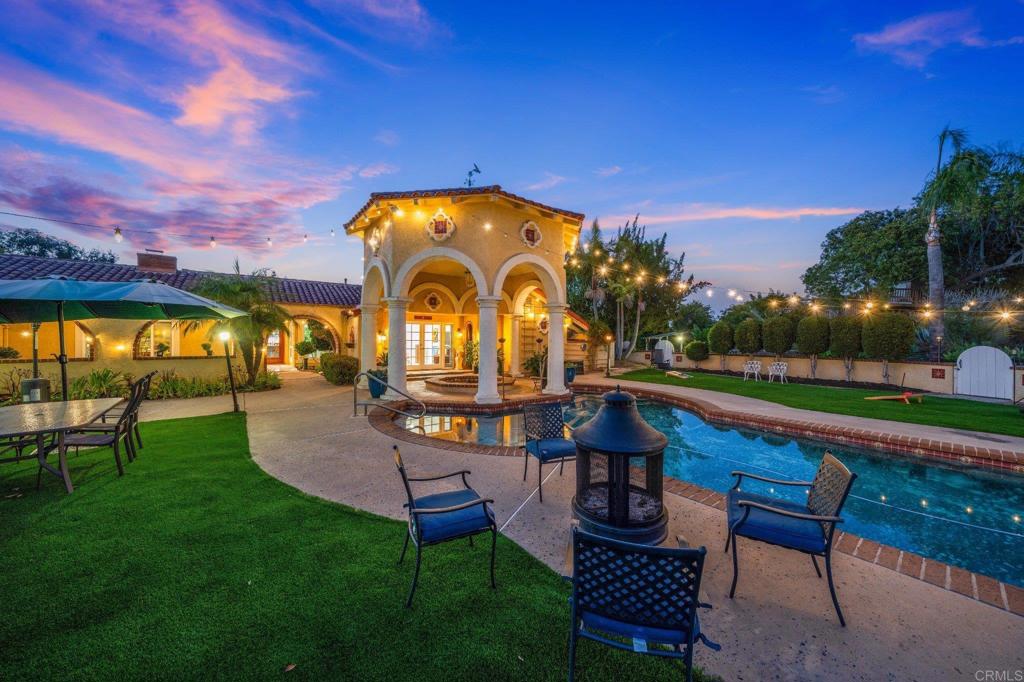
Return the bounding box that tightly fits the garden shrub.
[829,316,862,381]
[321,353,359,385]
[734,318,762,355]
[707,322,733,370]
[294,340,317,357]
[796,315,830,377]
[684,340,709,363]
[0,346,20,359]
[69,368,129,399]
[762,316,795,356]
[862,312,917,383]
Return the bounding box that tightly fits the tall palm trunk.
[926,208,945,350]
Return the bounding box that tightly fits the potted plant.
[295,339,317,370]
[201,342,213,357]
[564,361,578,385]
[155,342,170,358]
[368,368,388,398]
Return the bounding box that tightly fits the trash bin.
[21,377,51,403]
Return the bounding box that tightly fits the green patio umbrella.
[0,276,247,400]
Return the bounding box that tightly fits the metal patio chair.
[725,452,857,625]
[393,445,497,608]
[522,401,575,503]
[96,371,155,450]
[742,360,761,381]
[767,361,788,383]
[49,384,145,479]
[568,527,719,682]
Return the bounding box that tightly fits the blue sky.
[0,1,1021,300]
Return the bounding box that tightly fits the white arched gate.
[953,346,1014,400]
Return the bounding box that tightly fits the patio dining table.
[0,398,123,493]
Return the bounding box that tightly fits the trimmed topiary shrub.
[796,315,830,378]
[320,353,359,385]
[734,318,762,356]
[862,312,917,383]
[707,321,733,370]
[829,316,862,381]
[684,340,708,365]
[762,316,795,357]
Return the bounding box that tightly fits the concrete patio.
[141,371,1024,682]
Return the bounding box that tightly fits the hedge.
[684,340,709,362]
[707,322,733,355]
[321,353,359,385]
[862,312,917,361]
[796,315,830,356]
[828,316,862,358]
[734,318,762,355]
[762,316,795,356]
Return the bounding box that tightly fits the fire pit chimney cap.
[572,387,668,455]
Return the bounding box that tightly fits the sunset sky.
[1,1,1022,298]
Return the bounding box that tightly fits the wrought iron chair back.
[807,452,855,537]
[393,447,416,511]
[523,401,565,441]
[572,527,705,633]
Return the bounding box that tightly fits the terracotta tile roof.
[0,253,361,307]
[344,185,585,231]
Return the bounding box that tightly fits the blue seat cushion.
[580,609,702,647]
[727,491,826,554]
[525,438,576,462]
[413,488,493,543]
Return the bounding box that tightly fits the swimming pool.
[402,397,1024,586]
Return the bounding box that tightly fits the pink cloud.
[595,165,622,177]
[853,9,1021,68]
[0,57,220,181]
[602,204,863,226]
[309,0,446,43]
[525,172,568,191]
[358,162,399,178]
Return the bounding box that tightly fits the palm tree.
[187,260,293,386]
[920,126,987,348]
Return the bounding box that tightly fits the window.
[405,324,421,367]
[138,321,178,357]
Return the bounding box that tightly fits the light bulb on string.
[266,237,273,247]
[209,236,217,248]
[735,295,744,302]
[113,227,123,243]
[705,289,714,298]
[788,295,799,305]
[330,227,336,238]
[303,234,308,243]
[727,289,737,298]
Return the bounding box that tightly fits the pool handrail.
[353,371,427,419]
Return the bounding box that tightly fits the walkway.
[141,371,1024,682]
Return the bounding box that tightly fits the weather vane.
[465,163,481,187]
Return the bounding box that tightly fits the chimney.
[136,250,177,274]
[344,277,348,284]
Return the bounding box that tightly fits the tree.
[920,127,989,347]
[862,312,917,383]
[684,340,708,366]
[801,210,928,298]
[829,316,862,382]
[796,315,830,378]
[187,260,292,387]
[762,316,795,357]
[0,227,116,262]
[707,321,733,370]
[734,318,762,356]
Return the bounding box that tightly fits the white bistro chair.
[768,361,788,383]
[742,360,762,381]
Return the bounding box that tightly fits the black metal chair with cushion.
[95,371,155,450]
[522,401,575,502]
[54,386,144,478]
[568,527,719,682]
[726,452,857,625]
[393,445,497,608]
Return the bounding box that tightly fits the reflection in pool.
[402,397,1024,586]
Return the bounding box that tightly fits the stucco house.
[0,186,592,400]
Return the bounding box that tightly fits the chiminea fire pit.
[571,387,668,545]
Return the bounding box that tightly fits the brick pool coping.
[369,387,1024,619]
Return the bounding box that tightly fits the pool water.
[402,397,1024,586]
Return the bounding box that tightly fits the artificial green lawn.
[0,413,717,681]
[619,368,1024,438]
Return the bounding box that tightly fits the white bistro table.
[0,398,123,493]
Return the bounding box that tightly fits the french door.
[405,323,454,369]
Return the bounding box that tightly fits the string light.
[734,295,744,302]
[705,289,714,298]
[330,227,335,237]
[209,236,217,248]
[266,237,273,247]
[864,301,874,310]
[483,222,492,231]
[113,227,123,243]
[727,289,737,298]
[788,295,799,305]
[769,300,779,308]
[303,234,308,243]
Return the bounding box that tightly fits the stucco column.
[358,304,379,376]
[509,314,523,376]
[544,304,567,394]
[475,296,502,404]
[384,297,409,398]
